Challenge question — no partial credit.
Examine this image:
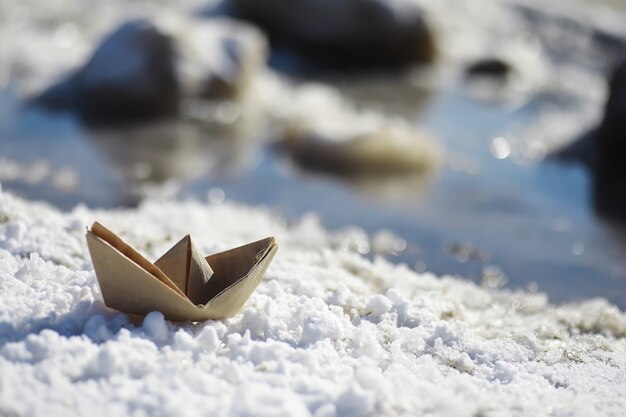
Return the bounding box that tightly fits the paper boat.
[86,222,278,322]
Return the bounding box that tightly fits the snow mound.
[0,188,625,416]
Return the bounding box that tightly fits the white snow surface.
[0,188,625,417]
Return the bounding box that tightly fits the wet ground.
[1,0,626,308]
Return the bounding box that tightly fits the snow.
[0,188,625,416]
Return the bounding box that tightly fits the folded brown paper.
[86,222,278,321]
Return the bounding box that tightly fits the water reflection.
[0,91,259,208]
[87,117,256,186]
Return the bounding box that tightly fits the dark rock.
[597,59,626,158]
[78,20,179,122]
[32,19,179,124]
[228,0,436,68]
[34,20,179,123]
[592,59,626,222]
[271,84,440,177]
[32,74,80,110]
[554,130,600,169]
[465,58,512,79]
[278,131,437,176]
[187,23,267,100]
[556,60,626,169]
[592,161,626,223]
[31,18,267,125]
[557,59,626,223]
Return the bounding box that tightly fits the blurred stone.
[32,17,267,125]
[274,84,440,176]
[172,17,267,100]
[228,0,436,67]
[591,59,626,222]
[37,20,179,123]
[465,58,512,79]
[282,129,438,175]
[558,59,626,222]
[597,59,626,159]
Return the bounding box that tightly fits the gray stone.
[598,59,626,157]
[34,19,178,124]
[77,19,179,123]
[229,0,436,66]
[33,17,267,125]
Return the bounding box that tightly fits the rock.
[555,60,626,169]
[597,59,626,159]
[171,18,267,100]
[282,128,438,175]
[32,74,79,110]
[228,0,436,67]
[78,19,179,123]
[557,59,626,222]
[591,59,626,221]
[32,17,267,125]
[33,19,178,123]
[465,58,512,79]
[273,84,440,175]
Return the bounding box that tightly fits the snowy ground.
[0,187,624,416]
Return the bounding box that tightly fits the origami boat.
[86,222,278,321]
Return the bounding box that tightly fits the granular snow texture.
[0,188,625,417]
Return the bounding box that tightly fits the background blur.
[1,0,626,307]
